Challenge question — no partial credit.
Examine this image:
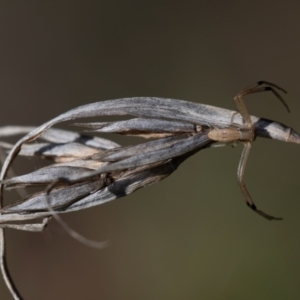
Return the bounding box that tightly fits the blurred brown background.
[1,1,300,299]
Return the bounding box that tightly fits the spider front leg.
[233,81,287,220]
[237,142,282,220]
[234,80,290,127]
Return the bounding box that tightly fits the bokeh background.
[1,1,300,299]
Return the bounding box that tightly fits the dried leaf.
[74,118,197,138]
[18,142,100,159]
[2,180,100,213]
[0,126,119,149]
[2,166,100,188]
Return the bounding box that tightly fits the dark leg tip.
[246,202,282,221]
[247,203,257,210]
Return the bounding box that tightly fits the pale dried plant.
[0,82,299,299]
